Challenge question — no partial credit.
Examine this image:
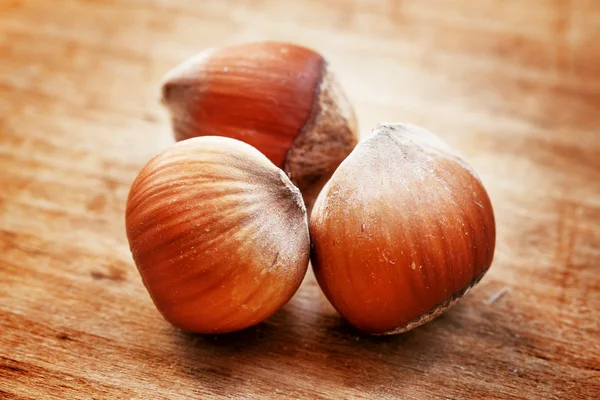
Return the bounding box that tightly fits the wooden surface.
[1,0,599,398]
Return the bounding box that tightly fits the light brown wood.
[1,0,599,399]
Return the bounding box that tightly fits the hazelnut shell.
[309,123,496,335]
[126,136,310,334]
[161,41,359,207]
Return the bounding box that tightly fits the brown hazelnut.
[310,123,496,335]
[126,136,309,334]
[161,41,359,207]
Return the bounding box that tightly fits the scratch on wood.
[487,287,510,305]
[90,265,126,282]
[0,357,27,375]
[56,333,75,342]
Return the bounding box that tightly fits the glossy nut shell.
[126,136,310,334]
[310,123,496,335]
[161,41,359,207]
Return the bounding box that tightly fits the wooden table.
[1,1,599,398]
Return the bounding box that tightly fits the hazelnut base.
[375,271,487,335]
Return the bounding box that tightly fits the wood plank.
[1,0,599,398]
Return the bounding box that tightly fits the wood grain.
[1,0,599,399]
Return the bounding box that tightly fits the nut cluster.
[126,41,496,335]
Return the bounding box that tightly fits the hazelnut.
[126,136,309,334]
[161,41,359,207]
[310,123,496,335]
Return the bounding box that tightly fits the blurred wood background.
[1,0,599,398]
